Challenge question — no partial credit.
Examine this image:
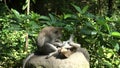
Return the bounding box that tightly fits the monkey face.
[54,30,62,38]
[52,27,62,40]
[40,26,63,43]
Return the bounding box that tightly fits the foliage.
[0,9,42,68]
[0,3,120,68]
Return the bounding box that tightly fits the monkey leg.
[69,42,81,48]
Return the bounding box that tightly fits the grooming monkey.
[37,26,63,54]
[23,26,63,68]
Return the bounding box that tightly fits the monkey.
[37,26,63,53]
[23,34,89,68]
[23,26,63,68]
[59,34,80,57]
[46,34,81,58]
[61,35,89,61]
[23,53,34,68]
[37,26,64,58]
[45,34,74,58]
[61,34,90,61]
[57,34,89,61]
[62,34,81,49]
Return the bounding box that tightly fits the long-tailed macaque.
[55,34,89,61]
[23,26,63,68]
[24,37,90,68]
[60,35,89,61]
[37,26,63,54]
[46,34,81,58]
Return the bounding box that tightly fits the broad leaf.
[82,5,89,14]
[111,32,120,38]
[11,9,20,19]
[72,4,82,13]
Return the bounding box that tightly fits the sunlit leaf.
[91,31,97,35]
[22,4,28,10]
[64,14,72,19]
[22,0,30,10]
[11,9,20,19]
[106,53,113,58]
[111,32,120,38]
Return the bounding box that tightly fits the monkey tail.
[23,53,34,68]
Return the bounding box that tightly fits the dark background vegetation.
[0,0,120,68]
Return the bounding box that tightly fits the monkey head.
[45,26,63,41]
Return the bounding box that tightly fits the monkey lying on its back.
[47,34,89,62]
[46,34,81,58]
[61,35,89,61]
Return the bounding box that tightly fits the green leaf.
[64,14,72,19]
[39,16,50,21]
[111,32,120,38]
[104,23,110,33]
[22,4,28,10]
[80,28,92,35]
[11,9,20,19]
[71,4,82,13]
[91,31,97,35]
[114,43,119,51]
[96,17,106,25]
[49,14,56,23]
[106,53,113,58]
[85,13,95,18]
[22,0,30,10]
[82,5,89,14]
[29,21,39,29]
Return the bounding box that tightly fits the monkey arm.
[37,36,46,47]
[52,39,63,47]
[45,43,60,58]
[46,43,58,51]
[52,42,63,47]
